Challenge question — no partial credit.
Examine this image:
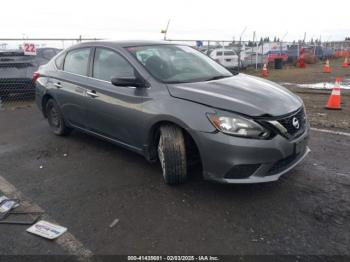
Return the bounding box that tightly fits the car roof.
[212,48,235,52]
[71,40,179,49]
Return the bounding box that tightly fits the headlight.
[207,113,270,139]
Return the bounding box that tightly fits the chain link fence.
[166,39,350,70]
[1,38,350,109]
[0,38,100,109]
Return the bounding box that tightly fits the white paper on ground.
[0,195,19,213]
[26,220,67,240]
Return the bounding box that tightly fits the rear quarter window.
[55,53,65,70]
[63,48,91,76]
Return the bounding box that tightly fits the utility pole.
[252,31,256,67]
[238,26,247,71]
[280,31,288,55]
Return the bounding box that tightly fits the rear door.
[84,47,146,148]
[53,47,92,128]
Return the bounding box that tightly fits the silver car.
[35,41,310,185]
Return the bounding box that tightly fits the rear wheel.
[158,125,187,185]
[46,99,71,136]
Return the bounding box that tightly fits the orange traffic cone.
[326,80,341,110]
[261,64,269,77]
[336,76,343,83]
[342,57,349,68]
[323,59,331,73]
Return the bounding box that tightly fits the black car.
[0,47,61,100]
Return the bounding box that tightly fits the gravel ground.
[247,57,350,84]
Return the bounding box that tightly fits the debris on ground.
[0,195,42,225]
[26,220,67,240]
[0,195,19,213]
[109,218,119,228]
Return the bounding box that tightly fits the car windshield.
[127,45,233,84]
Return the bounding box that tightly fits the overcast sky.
[1,0,349,42]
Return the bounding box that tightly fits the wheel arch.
[41,93,54,118]
[145,119,202,168]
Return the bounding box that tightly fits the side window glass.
[55,53,65,70]
[93,48,135,81]
[63,48,91,76]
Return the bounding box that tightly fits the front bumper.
[192,126,310,184]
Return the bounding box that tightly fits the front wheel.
[158,125,187,185]
[46,99,71,136]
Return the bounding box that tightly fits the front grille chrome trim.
[267,120,290,138]
[262,107,307,140]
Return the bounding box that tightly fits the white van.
[209,49,239,69]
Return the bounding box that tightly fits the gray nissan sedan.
[35,41,310,184]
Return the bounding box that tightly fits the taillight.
[32,72,40,83]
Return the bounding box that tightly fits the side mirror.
[111,77,147,88]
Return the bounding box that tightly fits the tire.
[158,125,187,185]
[45,99,71,136]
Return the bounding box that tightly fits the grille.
[265,108,307,139]
[279,109,306,136]
[0,78,35,94]
[0,62,34,68]
[224,164,261,179]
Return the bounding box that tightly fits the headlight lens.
[207,113,270,139]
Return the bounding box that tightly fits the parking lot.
[0,59,349,259]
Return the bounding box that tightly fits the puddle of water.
[281,79,350,90]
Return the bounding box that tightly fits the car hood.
[166,73,302,117]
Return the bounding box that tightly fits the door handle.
[86,90,99,98]
[54,82,62,88]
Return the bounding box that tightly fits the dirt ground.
[247,58,350,131]
[247,57,350,83]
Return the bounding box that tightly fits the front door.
[85,48,146,149]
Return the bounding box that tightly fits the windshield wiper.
[166,75,234,84]
[203,75,232,82]
[166,80,194,84]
